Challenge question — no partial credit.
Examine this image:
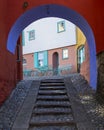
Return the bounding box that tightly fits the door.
[77,45,85,73]
[52,52,59,75]
[16,39,23,82]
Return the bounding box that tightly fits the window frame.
[38,52,44,67]
[28,30,35,41]
[62,48,69,59]
[22,58,27,65]
[57,21,66,33]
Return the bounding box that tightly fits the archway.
[7,4,97,89]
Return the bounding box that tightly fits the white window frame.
[62,49,68,59]
[57,21,65,33]
[38,52,44,67]
[28,30,35,41]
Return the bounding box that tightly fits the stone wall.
[97,51,104,97]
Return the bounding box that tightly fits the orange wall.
[0,0,16,105]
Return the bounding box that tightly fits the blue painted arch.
[7,4,97,89]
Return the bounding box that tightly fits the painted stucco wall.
[76,28,86,47]
[0,0,17,105]
[48,46,77,73]
[23,53,34,70]
[76,28,90,82]
[23,45,77,74]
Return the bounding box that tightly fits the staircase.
[28,79,77,130]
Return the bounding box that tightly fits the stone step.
[38,90,67,95]
[33,107,72,115]
[29,125,76,130]
[30,114,75,126]
[37,95,69,101]
[41,79,64,83]
[35,101,71,107]
[40,83,65,86]
[37,95,68,99]
[39,86,65,90]
[37,99,69,101]
[30,120,75,127]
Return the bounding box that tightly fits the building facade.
[22,17,89,81]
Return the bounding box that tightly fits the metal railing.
[23,65,72,78]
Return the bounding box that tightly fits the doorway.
[77,45,85,73]
[52,52,59,75]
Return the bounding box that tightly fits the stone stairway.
[28,79,77,130]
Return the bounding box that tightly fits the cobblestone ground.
[0,74,104,130]
[0,80,32,130]
[70,74,104,130]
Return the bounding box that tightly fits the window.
[34,51,48,68]
[22,31,25,46]
[38,52,44,67]
[22,58,27,65]
[62,49,68,59]
[57,21,65,33]
[80,46,85,63]
[28,30,35,41]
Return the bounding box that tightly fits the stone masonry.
[97,51,104,98]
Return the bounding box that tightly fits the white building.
[22,17,76,54]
